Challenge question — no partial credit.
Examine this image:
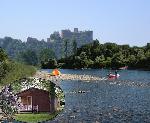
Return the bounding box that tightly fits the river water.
[46,69,150,123]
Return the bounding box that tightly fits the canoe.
[108,74,120,78]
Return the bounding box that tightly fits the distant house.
[17,87,56,112]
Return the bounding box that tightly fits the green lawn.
[14,112,58,123]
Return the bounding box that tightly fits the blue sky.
[0,0,150,46]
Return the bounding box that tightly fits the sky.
[0,0,150,46]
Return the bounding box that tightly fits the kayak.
[108,74,120,78]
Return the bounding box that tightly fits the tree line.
[58,40,150,70]
[1,36,150,70]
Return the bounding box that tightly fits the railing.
[19,104,32,111]
[19,104,38,112]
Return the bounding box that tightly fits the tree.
[0,85,20,121]
[111,52,125,68]
[79,52,89,68]
[93,40,100,48]
[50,32,61,40]
[103,43,120,57]
[105,57,112,67]
[39,48,56,63]
[41,58,57,69]
[64,39,69,58]
[0,48,8,62]
[0,62,9,82]
[145,51,150,69]
[72,56,81,68]
[95,55,106,68]
[0,49,9,83]
[72,39,77,55]
[146,43,150,50]
[17,50,38,66]
[128,55,136,67]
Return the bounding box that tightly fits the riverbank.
[33,70,106,82]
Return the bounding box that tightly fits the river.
[45,69,150,123]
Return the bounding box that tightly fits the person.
[107,71,112,76]
[115,70,118,77]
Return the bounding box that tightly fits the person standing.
[115,70,118,77]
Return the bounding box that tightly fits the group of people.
[107,70,119,78]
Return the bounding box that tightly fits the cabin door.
[27,96,32,110]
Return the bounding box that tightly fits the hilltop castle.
[46,28,94,58]
[47,28,93,47]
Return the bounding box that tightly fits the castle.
[47,28,93,47]
[46,28,94,58]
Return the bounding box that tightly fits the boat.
[108,74,120,78]
[119,66,128,70]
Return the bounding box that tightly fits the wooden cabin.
[17,87,55,112]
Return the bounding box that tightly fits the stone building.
[47,28,94,58]
[60,28,93,47]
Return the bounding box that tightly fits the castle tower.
[74,28,78,33]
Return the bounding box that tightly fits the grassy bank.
[14,112,58,123]
[0,61,37,86]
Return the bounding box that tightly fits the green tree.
[41,58,57,69]
[0,48,9,82]
[39,48,55,63]
[111,52,125,68]
[72,56,81,68]
[79,52,89,68]
[0,48,8,62]
[146,43,150,50]
[128,55,136,67]
[64,39,69,58]
[72,39,77,55]
[105,57,112,67]
[145,51,150,69]
[95,55,106,68]
[17,50,38,66]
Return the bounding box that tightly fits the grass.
[14,112,58,123]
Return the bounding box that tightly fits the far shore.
[41,67,150,71]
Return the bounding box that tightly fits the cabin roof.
[17,87,49,96]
